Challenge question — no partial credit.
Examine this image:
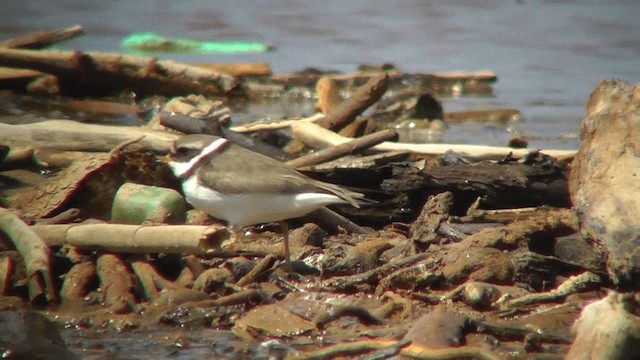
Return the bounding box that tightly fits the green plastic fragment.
[111,182,186,224]
[121,32,273,54]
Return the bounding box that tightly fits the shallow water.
[3,1,639,149]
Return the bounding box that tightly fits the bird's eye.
[170,144,185,155]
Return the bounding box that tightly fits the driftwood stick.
[60,261,96,303]
[235,254,278,287]
[230,113,324,133]
[322,70,497,83]
[310,208,369,235]
[131,259,176,299]
[315,73,388,131]
[0,66,47,81]
[0,256,12,295]
[286,128,397,168]
[500,271,601,309]
[159,112,290,161]
[0,146,34,170]
[31,224,231,254]
[0,208,56,303]
[214,289,270,306]
[0,48,239,96]
[0,25,84,49]
[0,120,179,152]
[292,121,577,161]
[96,254,136,311]
[190,62,272,77]
[338,116,369,138]
[445,108,521,125]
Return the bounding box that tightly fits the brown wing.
[196,144,320,194]
[197,143,365,207]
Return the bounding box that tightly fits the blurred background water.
[2,0,639,149]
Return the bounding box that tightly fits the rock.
[569,79,640,288]
[403,305,467,349]
[232,303,316,339]
[0,310,78,359]
[412,92,444,120]
[554,234,604,274]
[566,292,640,360]
[441,246,514,285]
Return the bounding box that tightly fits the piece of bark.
[315,73,388,131]
[0,48,240,97]
[0,208,56,303]
[410,192,454,245]
[4,140,146,219]
[60,99,138,116]
[292,121,577,161]
[286,128,397,168]
[31,224,231,254]
[569,79,640,288]
[0,25,84,49]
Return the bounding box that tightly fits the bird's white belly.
[182,175,346,227]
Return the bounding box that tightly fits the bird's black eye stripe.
[175,146,191,155]
[171,146,201,160]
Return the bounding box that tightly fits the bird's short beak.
[154,154,171,165]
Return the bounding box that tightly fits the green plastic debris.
[111,182,186,224]
[121,32,273,54]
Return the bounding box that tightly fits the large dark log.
[382,154,569,213]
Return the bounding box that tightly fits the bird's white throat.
[168,137,229,179]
